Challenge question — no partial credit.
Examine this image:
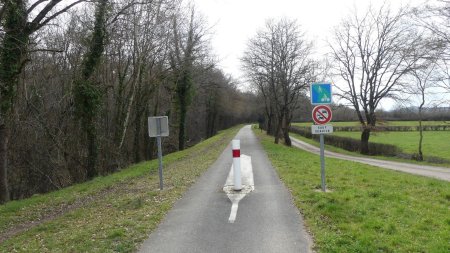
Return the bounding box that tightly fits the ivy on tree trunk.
[0,0,87,203]
[0,0,28,203]
[74,0,108,179]
[176,69,193,151]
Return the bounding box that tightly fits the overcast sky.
[193,0,427,109]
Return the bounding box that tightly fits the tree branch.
[27,0,87,33]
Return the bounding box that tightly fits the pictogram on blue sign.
[310,83,332,105]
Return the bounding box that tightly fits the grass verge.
[255,128,450,253]
[0,126,241,252]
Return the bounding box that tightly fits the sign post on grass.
[148,116,169,190]
[310,83,333,192]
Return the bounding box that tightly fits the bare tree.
[406,61,440,161]
[73,0,109,179]
[106,0,174,162]
[413,0,450,93]
[414,0,450,54]
[0,0,258,202]
[169,6,211,150]
[251,75,276,135]
[0,0,87,203]
[330,4,424,154]
[242,18,315,146]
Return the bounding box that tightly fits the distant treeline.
[378,107,450,121]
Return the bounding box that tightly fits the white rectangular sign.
[311,125,333,135]
[148,116,169,137]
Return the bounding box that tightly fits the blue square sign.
[310,83,332,105]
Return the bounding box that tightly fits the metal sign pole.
[311,83,332,193]
[319,134,326,192]
[157,118,163,190]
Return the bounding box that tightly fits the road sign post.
[319,134,326,192]
[310,83,333,192]
[148,116,169,190]
[156,120,163,190]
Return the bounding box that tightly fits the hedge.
[290,126,400,156]
[294,125,450,132]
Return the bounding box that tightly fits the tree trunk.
[133,64,147,163]
[418,120,423,161]
[360,128,371,155]
[416,92,425,161]
[206,95,217,138]
[418,111,424,161]
[266,113,273,135]
[262,100,272,135]
[282,112,291,146]
[133,112,142,163]
[282,126,291,146]
[133,75,145,163]
[0,122,9,203]
[86,122,98,179]
[74,0,108,179]
[118,79,137,150]
[177,71,189,151]
[178,103,187,150]
[207,113,216,138]
[274,116,282,144]
[0,0,29,203]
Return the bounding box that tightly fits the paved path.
[139,126,313,253]
[291,136,450,182]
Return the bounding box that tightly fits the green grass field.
[254,128,450,253]
[0,126,241,252]
[383,121,450,126]
[289,132,450,168]
[333,131,450,161]
[292,120,450,162]
[293,121,450,127]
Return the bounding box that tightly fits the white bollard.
[232,139,242,191]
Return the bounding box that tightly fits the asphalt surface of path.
[291,136,450,182]
[139,126,313,253]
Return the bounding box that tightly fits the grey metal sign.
[148,116,169,137]
[148,116,169,190]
